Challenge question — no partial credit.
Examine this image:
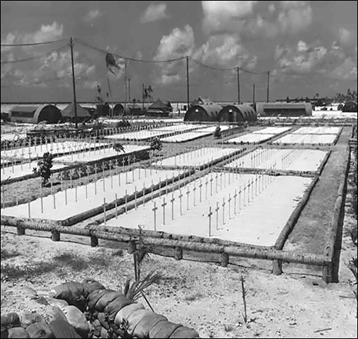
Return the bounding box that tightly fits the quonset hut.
[255,102,312,117]
[218,104,257,123]
[342,101,357,112]
[184,103,222,122]
[10,104,62,124]
[113,103,124,116]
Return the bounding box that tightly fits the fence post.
[272,260,283,275]
[221,252,229,267]
[91,235,99,247]
[174,247,183,261]
[17,226,25,236]
[51,230,61,242]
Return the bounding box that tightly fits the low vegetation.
[32,152,54,187]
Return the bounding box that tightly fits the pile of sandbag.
[1,278,200,338]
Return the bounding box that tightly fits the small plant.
[214,126,222,139]
[240,275,248,325]
[150,137,162,151]
[113,142,125,153]
[33,152,54,187]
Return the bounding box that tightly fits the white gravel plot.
[1,134,27,141]
[1,141,107,160]
[273,134,337,145]
[52,145,150,164]
[292,127,341,134]
[1,168,186,220]
[226,134,276,144]
[151,147,239,167]
[100,172,312,247]
[104,130,170,141]
[1,161,68,182]
[161,132,210,143]
[152,124,208,133]
[252,127,291,134]
[193,125,232,133]
[224,148,328,172]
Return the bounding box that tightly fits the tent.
[61,103,91,120]
[148,99,173,112]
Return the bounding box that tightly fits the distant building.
[146,99,173,117]
[61,103,91,121]
[255,102,312,117]
[184,103,223,122]
[342,101,357,112]
[10,104,62,124]
[218,105,257,123]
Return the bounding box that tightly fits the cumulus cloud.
[330,58,357,80]
[275,40,327,75]
[141,3,168,23]
[193,34,257,69]
[84,9,103,22]
[201,1,312,38]
[153,25,195,85]
[23,21,63,44]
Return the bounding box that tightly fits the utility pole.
[186,56,190,110]
[69,37,78,130]
[142,83,145,111]
[253,83,256,104]
[124,60,127,107]
[267,71,270,103]
[237,67,241,104]
[128,78,131,103]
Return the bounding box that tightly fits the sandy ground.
[226,134,276,144]
[252,127,292,134]
[224,148,328,172]
[273,134,337,145]
[1,168,186,220]
[292,127,342,134]
[99,173,312,247]
[151,147,239,168]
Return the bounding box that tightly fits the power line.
[0,45,68,64]
[75,38,186,64]
[1,37,70,47]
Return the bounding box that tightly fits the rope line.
[1,37,70,47]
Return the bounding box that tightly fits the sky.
[1,1,357,103]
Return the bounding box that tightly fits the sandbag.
[169,326,199,338]
[1,329,8,338]
[47,307,67,323]
[46,298,69,310]
[25,322,54,338]
[81,278,105,295]
[1,313,20,330]
[133,314,167,338]
[91,319,102,337]
[7,327,29,338]
[95,292,123,312]
[127,309,153,336]
[63,306,90,338]
[114,303,145,326]
[48,320,81,338]
[87,289,115,311]
[52,282,87,311]
[103,295,133,322]
[20,313,44,328]
[96,313,110,330]
[100,327,108,339]
[149,320,182,338]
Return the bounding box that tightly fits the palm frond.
[125,270,161,301]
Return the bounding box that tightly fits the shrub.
[214,126,222,139]
[33,152,54,187]
[113,143,125,153]
[150,137,162,151]
[115,120,131,128]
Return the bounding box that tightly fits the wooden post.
[153,202,158,230]
[17,226,25,236]
[90,235,98,247]
[174,247,183,261]
[125,189,128,214]
[179,189,183,215]
[215,202,219,230]
[272,260,283,275]
[162,197,167,225]
[128,240,136,254]
[51,230,60,242]
[115,193,118,218]
[170,193,175,220]
[103,198,107,225]
[208,207,213,237]
[221,252,229,267]
[186,186,190,210]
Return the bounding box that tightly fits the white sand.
[292,127,341,135]
[152,124,207,132]
[161,132,210,143]
[1,161,68,182]
[193,125,232,133]
[52,145,149,164]
[1,133,27,141]
[226,134,276,144]
[273,134,337,145]
[151,147,239,167]
[252,127,291,134]
[224,148,328,172]
[1,168,186,221]
[104,130,170,141]
[1,141,107,160]
[99,172,313,247]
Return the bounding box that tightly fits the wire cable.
[75,38,187,64]
[1,37,70,47]
[1,44,68,64]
